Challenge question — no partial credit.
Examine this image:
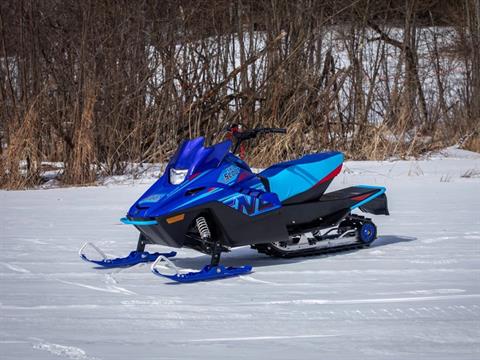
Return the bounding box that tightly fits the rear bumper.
[351,185,389,215]
[311,185,389,216]
[359,193,389,215]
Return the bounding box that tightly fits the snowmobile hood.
[170,137,232,177]
[126,137,251,218]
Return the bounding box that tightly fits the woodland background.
[0,0,479,188]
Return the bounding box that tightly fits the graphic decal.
[138,194,163,205]
[223,194,278,216]
[218,166,241,184]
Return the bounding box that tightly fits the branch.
[367,21,404,49]
[184,31,287,115]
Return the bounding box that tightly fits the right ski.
[151,256,252,283]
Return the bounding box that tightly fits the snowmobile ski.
[79,242,176,268]
[151,256,252,283]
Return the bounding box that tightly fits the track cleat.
[79,242,176,268]
[151,256,252,283]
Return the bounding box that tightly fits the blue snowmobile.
[80,125,389,282]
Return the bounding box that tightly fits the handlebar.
[232,127,286,140]
[256,128,287,134]
[228,126,286,155]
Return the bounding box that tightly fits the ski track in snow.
[244,293,480,306]
[32,339,100,360]
[55,278,137,295]
[1,154,480,359]
[185,334,339,343]
[377,288,466,295]
[1,262,31,273]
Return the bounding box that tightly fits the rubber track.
[253,242,369,258]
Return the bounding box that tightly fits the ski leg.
[136,233,151,252]
[210,240,221,266]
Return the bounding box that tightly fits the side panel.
[218,173,282,217]
[131,186,387,250]
[209,203,289,247]
[131,201,289,249]
[260,152,344,202]
[281,186,389,234]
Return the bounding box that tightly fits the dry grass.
[0,102,41,189]
[63,80,98,185]
[1,1,479,189]
[463,134,480,153]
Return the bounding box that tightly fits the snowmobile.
[80,125,389,283]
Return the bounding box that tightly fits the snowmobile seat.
[258,152,343,204]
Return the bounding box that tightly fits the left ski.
[151,256,252,283]
[79,242,176,268]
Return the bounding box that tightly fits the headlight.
[169,168,188,185]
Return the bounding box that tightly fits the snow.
[427,146,480,160]
[1,150,480,359]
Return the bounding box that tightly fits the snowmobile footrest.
[151,256,252,283]
[79,242,176,268]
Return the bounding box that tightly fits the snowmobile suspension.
[196,216,221,266]
[195,216,211,240]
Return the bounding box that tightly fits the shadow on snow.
[167,234,417,270]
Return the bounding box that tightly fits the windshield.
[170,137,232,176]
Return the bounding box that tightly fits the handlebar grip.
[258,128,286,134]
[232,127,287,140]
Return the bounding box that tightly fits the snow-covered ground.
[1,148,480,360]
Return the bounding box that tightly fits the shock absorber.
[196,216,222,266]
[195,216,211,241]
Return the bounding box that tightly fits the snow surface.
[1,151,480,359]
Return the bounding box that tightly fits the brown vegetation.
[0,0,479,188]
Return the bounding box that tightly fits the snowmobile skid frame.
[253,214,377,258]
